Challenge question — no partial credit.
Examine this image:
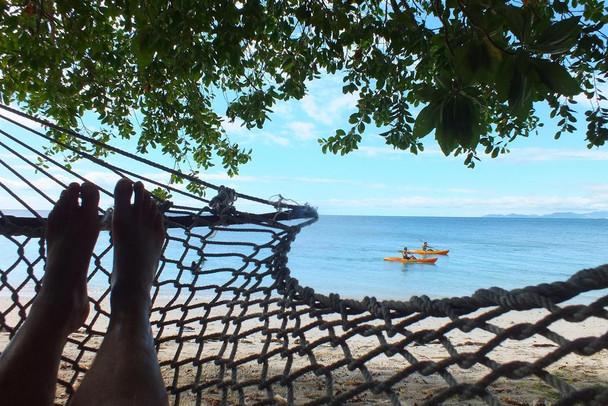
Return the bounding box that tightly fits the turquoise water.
[286,215,608,303]
[1,214,606,304]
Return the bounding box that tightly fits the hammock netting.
[0,104,607,405]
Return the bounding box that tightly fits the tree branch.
[455,0,514,55]
[434,0,454,56]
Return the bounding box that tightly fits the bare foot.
[39,182,100,333]
[110,179,165,315]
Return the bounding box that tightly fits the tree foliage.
[1,0,607,177]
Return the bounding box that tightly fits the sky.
[1,74,607,217]
[212,75,608,217]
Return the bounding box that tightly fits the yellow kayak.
[409,249,449,255]
[384,257,438,264]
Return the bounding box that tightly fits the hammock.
[0,104,607,406]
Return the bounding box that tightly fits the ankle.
[110,285,152,316]
[30,292,89,334]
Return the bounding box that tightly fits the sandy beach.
[1,292,607,405]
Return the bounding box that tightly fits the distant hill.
[484,211,608,219]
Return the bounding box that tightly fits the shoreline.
[152,284,608,306]
[2,283,606,306]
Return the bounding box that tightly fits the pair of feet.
[41,178,165,335]
[0,179,168,405]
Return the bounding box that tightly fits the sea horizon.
[1,212,606,305]
[3,208,608,219]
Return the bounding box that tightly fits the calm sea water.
[286,215,608,304]
[1,213,606,304]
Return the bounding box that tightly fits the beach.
[1,294,607,405]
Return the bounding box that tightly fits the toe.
[114,178,133,213]
[81,182,100,213]
[47,189,68,234]
[154,211,165,233]
[133,181,145,209]
[50,188,68,218]
[66,182,81,209]
[143,190,155,215]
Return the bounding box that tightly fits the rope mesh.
[0,104,607,405]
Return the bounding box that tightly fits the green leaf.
[532,59,581,96]
[435,70,453,91]
[505,6,531,44]
[506,59,536,119]
[133,26,155,68]
[415,84,439,102]
[151,187,172,200]
[494,56,515,102]
[453,39,492,85]
[439,94,480,150]
[435,124,458,156]
[531,17,581,55]
[413,103,439,139]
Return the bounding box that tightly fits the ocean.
[286,215,608,304]
[1,214,607,304]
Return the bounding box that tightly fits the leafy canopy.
[1,0,607,179]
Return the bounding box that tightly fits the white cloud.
[367,143,608,164]
[502,147,608,162]
[0,175,72,192]
[223,118,249,136]
[446,188,480,194]
[0,106,44,133]
[328,93,358,114]
[354,145,435,160]
[223,119,290,147]
[0,153,40,161]
[315,194,608,216]
[285,121,318,141]
[202,172,382,188]
[15,164,49,171]
[301,95,329,125]
[291,176,351,184]
[272,102,294,117]
[583,183,608,193]
[261,132,290,146]
[300,92,358,126]
[200,172,259,183]
[355,146,402,157]
[239,173,354,185]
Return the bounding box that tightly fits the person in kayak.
[422,242,428,252]
[402,247,416,260]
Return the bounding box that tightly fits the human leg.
[0,182,100,405]
[70,179,168,406]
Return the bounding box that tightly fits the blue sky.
[1,74,607,217]
[213,75,608,217]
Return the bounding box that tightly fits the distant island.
[484,211,608,219]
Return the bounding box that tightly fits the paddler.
[402,247,416,260]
